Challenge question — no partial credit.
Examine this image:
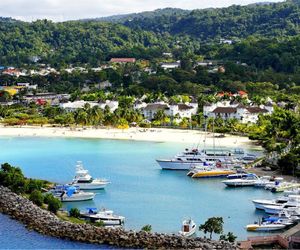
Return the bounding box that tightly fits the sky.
[0,0,284,22]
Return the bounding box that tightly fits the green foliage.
[29,190,44,207]
[141,224,152,232]
[0,163,26,194]
[46,195,62,214]
[93,220,105,227]
[219,232,237,243]
[199,217,224,239]
[278,153,299,175]
[69,208,81,218]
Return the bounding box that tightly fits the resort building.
[60,100,119,112]
[139,101,198,121]
[203,100,273,123]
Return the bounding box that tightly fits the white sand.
[0,125,260,149]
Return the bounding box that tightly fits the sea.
[0,136,279,248]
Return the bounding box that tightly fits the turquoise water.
[0,136,278,247]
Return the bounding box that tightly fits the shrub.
[141,224,152,232]
[44,193,54,204]
[69,208,80,218]
[29,190,44,206]
[47,196,62,214]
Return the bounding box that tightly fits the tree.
[199,217,224,239]
[29,190,44,206]
[69,208,81,218]
[47,195,62,214]
[141,224,152,232]
[220,232,237,243]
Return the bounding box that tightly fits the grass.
[56,211,85,224]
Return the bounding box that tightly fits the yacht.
[179,219,197,237]
[222,173,260,187]
[80,208,125,226]
[261,195,300,214]
[49,185,95,202]
[156,148,239,170]
[70,161,110,190]
[252,196,289,210]
[246,219,289,231]
[189,165,235,178]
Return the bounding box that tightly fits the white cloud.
[0,0,283,22]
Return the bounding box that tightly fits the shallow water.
[0,136,278,248]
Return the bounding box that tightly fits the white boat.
[189,165,235,178]
[49,185,95,202]
[222,173,260,187]
[156,146,243,170]
[179,218,197,237]
[80,208,125,226]
[246,221,287,231]
[254,176,274,188]
[262,195,300,214]
[252,196,289,210]
[70,161,110,190]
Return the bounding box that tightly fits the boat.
[254,176,274,188]
[70,161,110,190]
[271,183,300,193]
[262,195,300,214]
[226,173,249,179]
[222,173,260,187]
[156,148,239,170]
[252,196,290,210]
[246,218,288,231]
[178,219,197,237]
[49,185,95,202]
[80,208,125,226]
[189,164,235,178]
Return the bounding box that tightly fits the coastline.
[0,125,261,149]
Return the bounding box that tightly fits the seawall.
[0,186,236,249]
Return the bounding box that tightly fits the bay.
[0,136,277,248]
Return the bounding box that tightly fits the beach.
[0,125,259,149]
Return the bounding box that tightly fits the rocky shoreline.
[0,186,236,249]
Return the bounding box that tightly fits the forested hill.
[86,8,190,23]
[0,20,183,66]
[114,0,300,41]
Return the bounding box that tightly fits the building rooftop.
[212,107,237,113]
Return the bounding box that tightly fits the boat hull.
[192,170,235,178]
[156,160,199,170]
[74,183,108,190]
[246,224,286,231]
[59,193,96,202]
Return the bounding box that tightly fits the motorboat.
[70,161,110,190]
[49,185,95,202]
[262,195,300,214]
[252,196,289,210]
[80,208,125,226]
[189,164,235,178]
[179,219,197,237]
[254,176,274,188]
[246,218,289,231]
[227,173,249,179]
[222,173,260,187]
[156,148,241,170]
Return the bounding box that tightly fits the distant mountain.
[112,0,300,41]
[0,17,20,23]
[84,8,190,23]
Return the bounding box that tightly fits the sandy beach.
[0,125,261,149]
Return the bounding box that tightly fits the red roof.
[110,58,136,63]
[238,90,247,96]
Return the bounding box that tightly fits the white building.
[160,62,180,70]
[140,101,198,121]
[60,100,119,113]
[203,101,273,123]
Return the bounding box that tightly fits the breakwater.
[0,186,235,249]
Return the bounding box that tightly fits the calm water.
[0,136,278,248]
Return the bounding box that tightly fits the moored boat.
[49,185,95,202]
[179,218,197,237]
[222,173,259,187]
[80,208,125,226]
[70,161,110,190]
[190,165,235,178]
